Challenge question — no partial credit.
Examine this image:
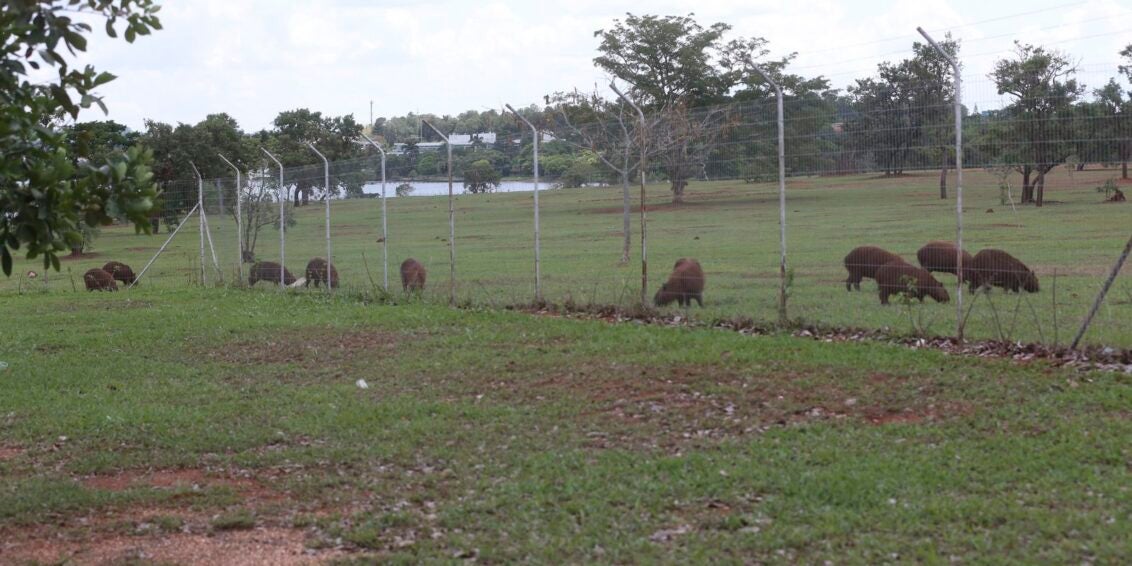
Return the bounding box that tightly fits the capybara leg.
[694,293,703,307]
[879,289,890,305]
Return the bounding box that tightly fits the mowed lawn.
[0,289,1130,563]
[3,167,1130,347]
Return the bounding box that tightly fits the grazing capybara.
[875,261,950,305]
[248,261,296,286]
[102,261,136,286]
[304,258,339,289]
[400,258,426,293]
[83,268,118,292]
[968,249,1039,293]
[654,258,705,307]
[843,246,904,291]
[916,241,974,282]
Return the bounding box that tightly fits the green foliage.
[462,160,501,194]
[558,160,596,188]
[990,42,1084,204]
[0,0,162,276]
[395,183,415,197]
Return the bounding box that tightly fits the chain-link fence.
[4,50,1130,350]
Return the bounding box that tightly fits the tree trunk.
[1035,170,1047,208]
[1075,162,1085,172]
[671,179,686,204]
[1021,167,1034,204]
[1123,160,1128,180]
[939,158,948,200]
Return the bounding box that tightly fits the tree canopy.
[1,0,162,276]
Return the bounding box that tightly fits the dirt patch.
[505,361,968,450]
[1,524,344,565]
[201,327,401,369]
[81,468,264,494]
[0,445,25,461]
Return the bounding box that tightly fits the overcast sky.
[70,0,1132,132]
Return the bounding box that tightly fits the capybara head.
[654,283,676,307]
[1022,270,1040,293]
[102,261,136,285]
[926,280,950,303]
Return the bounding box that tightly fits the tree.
[551,88,643,263]
[844,38,959,188]
[462,160,500,194]
[990,42,1083,206]
[1,0,162,276]
[594,14,734,109]
[271,109,365,205]
[593,13,790,202]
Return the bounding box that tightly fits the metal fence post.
[609,82,648,308]
[190,161,206,286]
[359,133,389,291]
[307,143,333,291]
[505,103,541,303]
[918,27,965,342]
[260,147,286,287]
[423,120,456,306]
[748,64,789,326]
[218,153,243,283]
[131,202,201,288]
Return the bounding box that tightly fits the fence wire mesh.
[5,60,1130,350]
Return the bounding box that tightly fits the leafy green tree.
[593,13,790,202]
[271,109,365,205]
[1,0,161,276]
[462,160,500,194]
[65,120,139,164]
[990,42,1083,206]
[594,14,733,109]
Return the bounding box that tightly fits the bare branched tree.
[549,88,646,263]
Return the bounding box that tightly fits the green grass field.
[1,289,1130,563]
[6,167,1129,347]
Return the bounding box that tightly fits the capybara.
[248,261,296,286]
[304,258,339,289]
[916,241,974,282]
[875,261,950,305]
[83,268,118,292]
[400,258,426,293]
[654,258,705,307]
[844,246,904,291]
[102,261,136,286]
[968,249,1039,293]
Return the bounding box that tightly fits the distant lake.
[362,180,551,198]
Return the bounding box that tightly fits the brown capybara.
[968,249,1039,293]
[102,261,136,286]
[248,261,296,286]
[875,261,950,305]
[400,258,426,293]
[916,241,974,282]
[83,268,118,292]
[654,258,705,307]
[844,246,904,291]
[304,258,339,289]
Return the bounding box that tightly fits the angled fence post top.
[218,153,244,282]
[359,132,390,292]
[608,79,649,307]
[505,102,543,303]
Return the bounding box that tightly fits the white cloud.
[61,0,1130,131]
